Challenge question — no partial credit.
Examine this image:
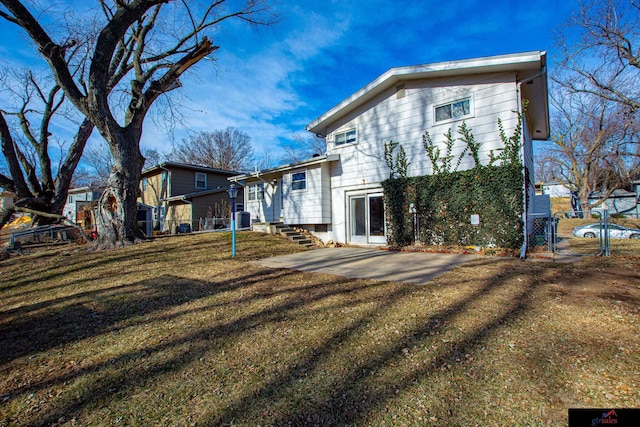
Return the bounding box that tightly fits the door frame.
[346,190,386,245]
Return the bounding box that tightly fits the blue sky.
[0,0,579,168]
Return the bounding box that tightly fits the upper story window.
[434,97,472,123]
[291,171,307,191]
[141,177,148,191]
[195,172,207,189]
[68,195,73,203]
[334,129,357,146]
[248,183,264,201]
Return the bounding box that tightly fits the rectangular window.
[236,203,244,212]
[435,98,472,122]
[195,172,207,189]
[248,183,264,201]
[141,177,148,191]
[68,195,73,203]
[291,171,307,191]
[334,129,357,146]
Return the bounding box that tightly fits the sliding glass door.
[349,192,385,244]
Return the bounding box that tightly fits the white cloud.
[147,5,352,161]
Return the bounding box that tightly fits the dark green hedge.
[382,164,524,249]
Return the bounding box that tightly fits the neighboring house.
[232,51,550,246]
[139,162,243,233]
[62,186,105,227]
[541,182,571,198]
[589,186,640,218]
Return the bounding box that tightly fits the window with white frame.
[291,171,307,191]
[248,183,264,201]
[334,129,357,146]
[434,97,472,122]
[195,172,207,189]
[141,177,148,191]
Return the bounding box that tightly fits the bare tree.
[171,127,254,171]
[254,147,279,170]
[0,0,275,248]
[556,0,640,110]
[281,134,326,163]
[142,147,165,169]
[0,69,94,229]
[80,140,113,186]
[534,150,563,183]
[81,142,164,186]
[544,86,640,215]
[545,0,640,212]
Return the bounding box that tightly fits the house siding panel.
[170,169,200,195]
[140,173,166,207]
[326,73,521,190]
[245,180,278,223]
[283,165,330,224]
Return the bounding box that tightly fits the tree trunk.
[92,131,145,250]
[579,190,591,218]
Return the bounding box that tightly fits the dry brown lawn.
[1,232,639,426]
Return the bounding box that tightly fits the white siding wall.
[283,164,331,224]
[62,190,97,224]
[326,73,520,183]
[322,72,523,244]
[245,181,279,223]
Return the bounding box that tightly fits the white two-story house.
[231,51,550,247]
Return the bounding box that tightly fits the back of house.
[233,51,550,247]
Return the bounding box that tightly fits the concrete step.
[275,223,315,248]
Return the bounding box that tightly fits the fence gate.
[551,210,610,257]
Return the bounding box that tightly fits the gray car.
[573,223,640,239]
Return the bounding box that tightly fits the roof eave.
[230,154,339,182]
[306,51,548,135]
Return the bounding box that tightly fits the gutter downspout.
[517,66,547,260]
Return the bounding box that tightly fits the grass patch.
[1,232,639,426]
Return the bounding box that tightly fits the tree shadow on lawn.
[2,267,392,426]
[1,235,234,293]
[1,258,563,426]
[207,258,548,426]
[0,266,309,367]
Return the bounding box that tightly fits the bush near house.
[383,164,523,249]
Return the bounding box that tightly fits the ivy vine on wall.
[382,109,526,249]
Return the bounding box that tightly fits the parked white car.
[573,223,640,239]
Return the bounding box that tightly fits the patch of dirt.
[545,258,640,309]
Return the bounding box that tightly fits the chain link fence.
[142,213,250,237]
[548,210,640,257]
[527,213,556,253]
